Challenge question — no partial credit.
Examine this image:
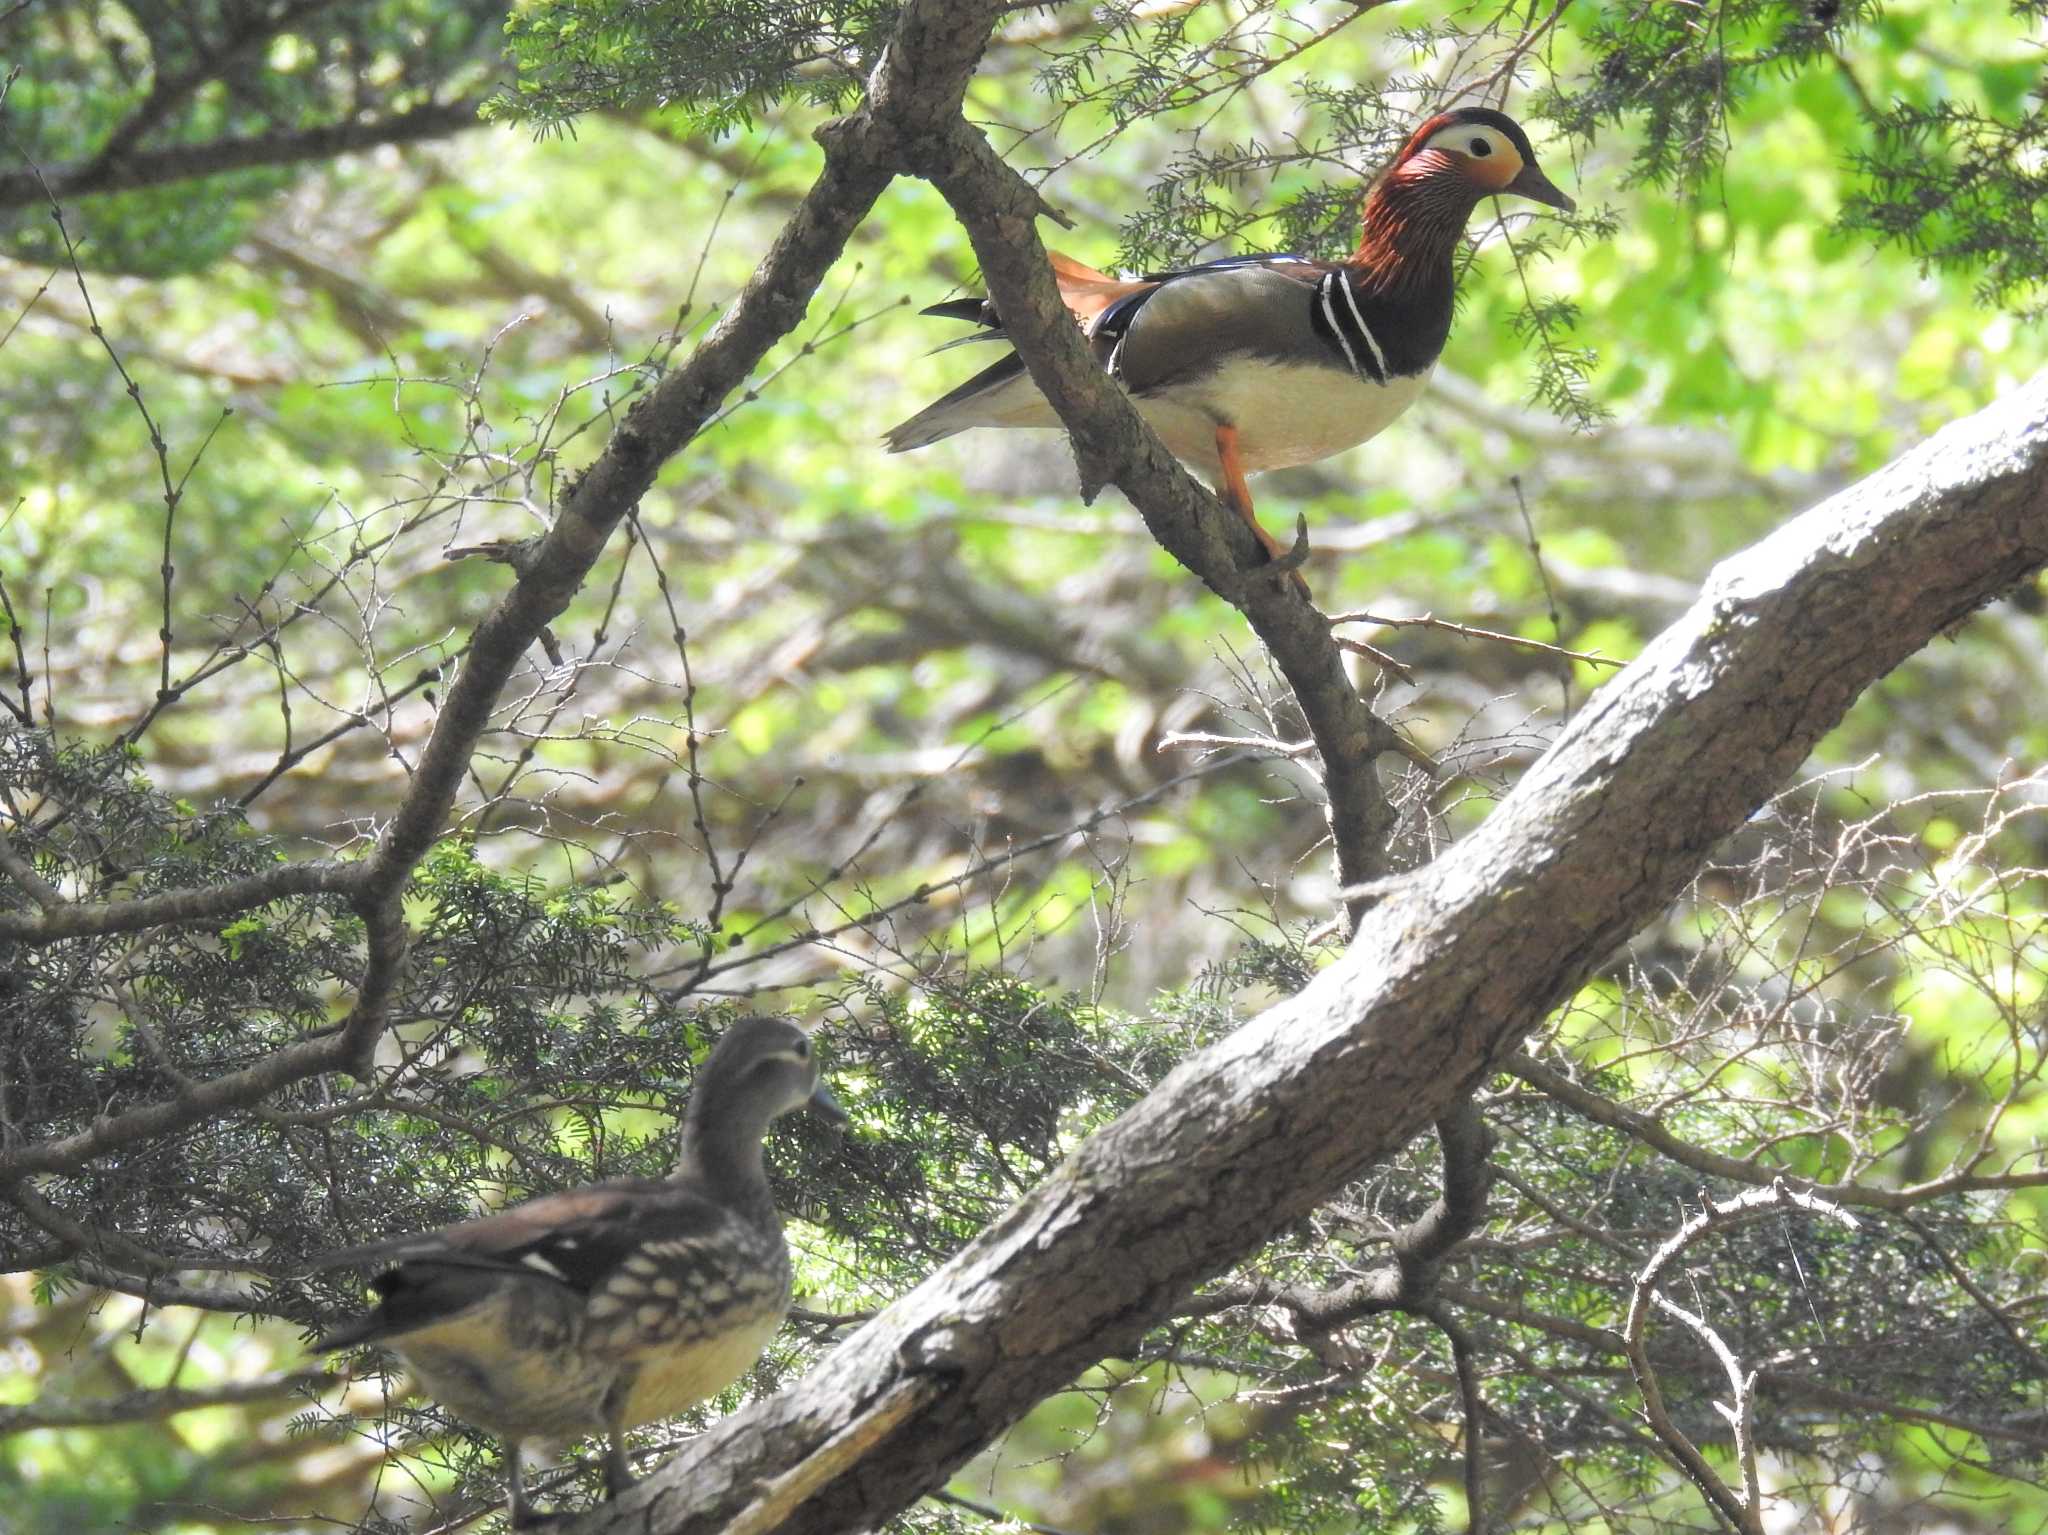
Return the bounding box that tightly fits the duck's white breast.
[1139,359,1431,476]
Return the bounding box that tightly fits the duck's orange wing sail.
[1048,250,1154,331]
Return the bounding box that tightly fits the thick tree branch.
[580,376,2048,1532]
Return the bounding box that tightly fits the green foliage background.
[3,0,2047,1531]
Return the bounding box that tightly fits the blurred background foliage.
[3,0,2047,1531]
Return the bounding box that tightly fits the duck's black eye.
[791,1036,811,1059]
[1469,137,1492,157]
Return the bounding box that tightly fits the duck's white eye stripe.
[1335,278,1390,382]
[1426,125,1512,161]
[1317,274,1364,380]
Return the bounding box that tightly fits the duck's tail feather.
[881,353,1032,452]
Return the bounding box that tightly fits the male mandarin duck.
[884,107,1575,573]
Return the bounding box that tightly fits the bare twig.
[19,175,190,723]
[1331,631,1420,685]
[149,408,234,710]
[1419,1301,1490,1535]
[1158,728,1315,758]
[1509,473,1576,717]
[673,749,1260,990]
[0,1371,334,1434]
[38,583,53,726]
[634,504,735,964]
[928,1489,1089,1535]
[236,655,458,810]
[0,568,32,724]
[0,262,55,359]
[1329,609,1622,669]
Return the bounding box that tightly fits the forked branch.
[1622,1182,1860,1535]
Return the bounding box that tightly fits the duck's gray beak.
[807,1082,848,1125]
[1507,162,1576,212]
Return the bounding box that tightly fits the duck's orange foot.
[1214,423,1312,598]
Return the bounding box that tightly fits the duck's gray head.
[693,1014,844,1132]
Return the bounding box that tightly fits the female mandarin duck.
[884,107,1575,570]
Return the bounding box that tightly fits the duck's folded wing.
[883,253,1344,449]
[312,1181,733,1348]
[1104,257,1339,394]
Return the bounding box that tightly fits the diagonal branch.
[351,156,893,910]
[0,99,490,210]
[576,381,2048,1531]
[908,116,1406,922]
[0,857,357,943]
[0,1369,334,1433]
[349,2,1017,915]
[1507,1050,2048,1210]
